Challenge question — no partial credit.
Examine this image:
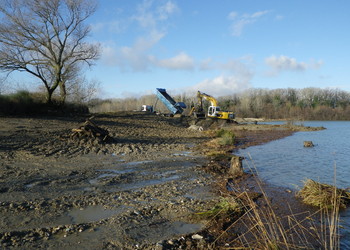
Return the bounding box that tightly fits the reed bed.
[204,156,343,249]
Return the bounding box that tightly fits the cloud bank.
[188,75,252,97]
[265,55,323,75]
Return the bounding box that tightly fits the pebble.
[191,234,203,240]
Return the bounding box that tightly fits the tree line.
[89,87,350,121]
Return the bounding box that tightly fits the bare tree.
[0,0,100,104]
[66,76,100,103]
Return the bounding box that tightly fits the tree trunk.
[59,82,67,104]
[229,155,244,177]
[46,89,54,105]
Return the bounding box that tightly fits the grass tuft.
[196,197,242,219]
[297,179,350,209]
[216,129,235,145]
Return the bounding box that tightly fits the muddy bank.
[0,112,319,249]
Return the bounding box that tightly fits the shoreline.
[185,121,327,249]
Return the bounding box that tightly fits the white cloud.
[157,1,179,20]
[265,55,323,75]
[133,0,178,29]
[91,20,128,34]
[189,75,252,96]
[199,58,214,71]
[101,43,195,72]
[228,10,270,36]
[99,0,181,72]
[155,52,194,70]
[101,32,164,72]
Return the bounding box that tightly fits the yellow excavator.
[189,91,235,120]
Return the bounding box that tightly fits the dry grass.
[297,179,350,209]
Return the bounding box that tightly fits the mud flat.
[0,112,322,249]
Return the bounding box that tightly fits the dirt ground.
[0,112,321,249]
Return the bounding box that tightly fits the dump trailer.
[155,88,186,114]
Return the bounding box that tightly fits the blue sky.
[6,0,350,98]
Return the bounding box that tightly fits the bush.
[0,90,89,116]
[216,129,235,145]
[0,90,39,115]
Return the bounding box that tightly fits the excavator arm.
[197,91,218,107]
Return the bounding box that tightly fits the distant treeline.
[89,87,350,120]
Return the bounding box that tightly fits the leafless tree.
[66,76,100,103]
[0,0,100,104]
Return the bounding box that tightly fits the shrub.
[216,129,235,145]
[0,90,89,115]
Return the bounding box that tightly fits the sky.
[4,0,350,98]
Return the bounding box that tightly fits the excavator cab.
[208,106,220,117]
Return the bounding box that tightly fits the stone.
[304,141,314,147]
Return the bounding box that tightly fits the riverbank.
[0,112,324,249]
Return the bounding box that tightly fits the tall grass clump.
[216,128,235,145]
[296,178,349,250]
[297,179,350,209]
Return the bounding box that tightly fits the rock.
[304,141,314,147]
[188,125,203,131]
[191,234,203,240]
[228,155,244,176]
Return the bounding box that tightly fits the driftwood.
[71,116,111,142]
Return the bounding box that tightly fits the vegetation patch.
[195,197,242,219]
[297,179,350,209]
[215,129,235,145]
[0,91,89,116]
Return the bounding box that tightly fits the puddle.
[127,220,204,243]
[173,151,192,156]
[55,205,128,225]
[102,169,136,174]
[89,173,117,185]
[89,168,137,185]
[2,205,128,232]
[25,183,35,188]
[112,175,181,192]
[124,160,153,166]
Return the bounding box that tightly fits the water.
[237,121,350,248]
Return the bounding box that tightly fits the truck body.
[155,88,186,114]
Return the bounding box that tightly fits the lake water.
[236,121,350,248]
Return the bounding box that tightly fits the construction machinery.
[141,105,153,112]
[190,91,235,120]
[155,88,186,115]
